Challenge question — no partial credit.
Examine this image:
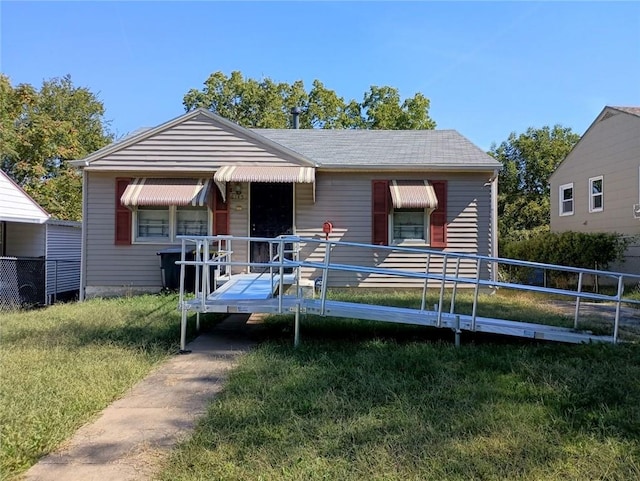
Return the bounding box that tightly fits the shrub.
[501,231,631,287]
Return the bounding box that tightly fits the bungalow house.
[0,170,82,308]
[70,108,501,299]
[549,106,640,275]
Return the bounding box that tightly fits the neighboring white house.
[549,106,640,275]
[0,170,82,308]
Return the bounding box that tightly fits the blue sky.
[1,1,639,151]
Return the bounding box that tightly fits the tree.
[183,71,435,130]
[1,75,113,220]
[362,86,436,130]
[489,125,580,242]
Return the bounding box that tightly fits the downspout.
[79,168,88,301]
[491,169,499,282]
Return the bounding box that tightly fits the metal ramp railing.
[175,235,640,352]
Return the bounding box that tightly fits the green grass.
[2,290,640,480]
[0,293,222,480]
[158,290,640,481]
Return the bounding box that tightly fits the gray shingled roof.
[610,106,640,117]
[251,129,501,169]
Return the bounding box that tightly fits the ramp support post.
[294,303,301,348]
[179,307,191,354]
[454,315,461,348]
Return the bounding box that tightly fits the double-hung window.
[589,176,603,212]
[391,208,431,245]
[134,206,210,243]
[559,183,574,216]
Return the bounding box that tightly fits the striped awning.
[214,165,315,184]
[214,165,316,202]
[120,178,211,207]
[389,180,438,209]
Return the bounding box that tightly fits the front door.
[250,183,293,268]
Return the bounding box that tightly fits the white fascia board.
[0,214,49,224]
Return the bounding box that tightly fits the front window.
[560,183,574,216]
[391,208,430,245]
[137,207,170,240]
[589,176,603,212]
[134,206,209,242]
[176,206,209,236]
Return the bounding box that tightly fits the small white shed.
[0,170,82,309]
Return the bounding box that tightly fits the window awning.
[120,178,211,207]
[389,180,438,209]
[214,165,316,202]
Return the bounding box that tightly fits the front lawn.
[0,293,220,480]
[158,290,640,481]
[1,290,639,480]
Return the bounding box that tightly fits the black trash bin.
[157,247,194,292]
[156,247,214,293]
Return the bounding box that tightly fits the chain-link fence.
[0,257,46,311]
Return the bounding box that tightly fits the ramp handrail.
[175,235,640,350]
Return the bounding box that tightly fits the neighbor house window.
[559,183,574,216]
[0,222,4,256]
[391,208,431,245]
[134,206,209,242]
[589,176,603,212]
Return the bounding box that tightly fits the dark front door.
[250,183,293,267]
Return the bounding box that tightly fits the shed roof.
[253,128,501,170]
[0,170,50,224]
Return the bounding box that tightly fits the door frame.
[247,182,296,269]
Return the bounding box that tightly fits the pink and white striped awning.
[214,165,316,202]
[389,180,438,209]
[120,178,211,207]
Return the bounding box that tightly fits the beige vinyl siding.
[4,223,45,257]
[550,109,640,275]
[85,171,494,292]
[551,111,640,235]
[85,173,215,290]
[294,172,493,288]
[85,113,308,172]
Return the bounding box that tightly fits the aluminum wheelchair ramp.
[175,235,640,351]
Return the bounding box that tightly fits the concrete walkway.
[22,314,256,481]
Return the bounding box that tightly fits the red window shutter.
[430,180,447,248]
[213,184,229,235]
[372,180,389,245]
[115,178,132,245]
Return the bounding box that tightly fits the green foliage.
[0,74,113,220]
[502,231,631,287]
[489,126,580,239]
[183,71,436,130]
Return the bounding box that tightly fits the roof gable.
[0,170,50,224]
[549,105,640,182]
[71,109,316,171]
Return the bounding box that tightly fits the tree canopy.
[1,75,113,220]
[183,71,436,130]
[489,125,580,242]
